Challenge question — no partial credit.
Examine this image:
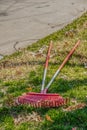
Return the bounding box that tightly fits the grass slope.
[0,12,87,130]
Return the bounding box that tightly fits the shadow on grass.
[41,106,87,130]
[6,76,87,100]
[49,78,87,93]
[0,105,49,124]
[0,105,34,123]
[0,105,87,129]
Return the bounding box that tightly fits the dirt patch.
[13,111,42,125]
[63,103,86,112]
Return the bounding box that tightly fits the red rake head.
[18,92,66,108]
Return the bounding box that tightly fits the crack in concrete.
[0,38,40,47]
[0,9,58,22]
[0,1,17,16]
[0,38,40,55]
[0,0,50,14]
[13,41,19,51]
[13,38,40,51]
[0,0,56,22]
[33,17,71,29]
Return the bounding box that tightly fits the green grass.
[0,12,87,130]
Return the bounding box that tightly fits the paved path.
[0,0,87,56]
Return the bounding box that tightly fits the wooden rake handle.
[41,41,53,92]
[58,40,80,71]
[43,40,81,93]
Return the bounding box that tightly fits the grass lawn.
[0,12,87,130]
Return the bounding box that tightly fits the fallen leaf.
[45,114,53,122]
[26,87,32,91]
[35,53,44,58]
[16,70,22,75]
[13,112,42,125]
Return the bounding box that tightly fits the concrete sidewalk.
[0,0,87,55]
